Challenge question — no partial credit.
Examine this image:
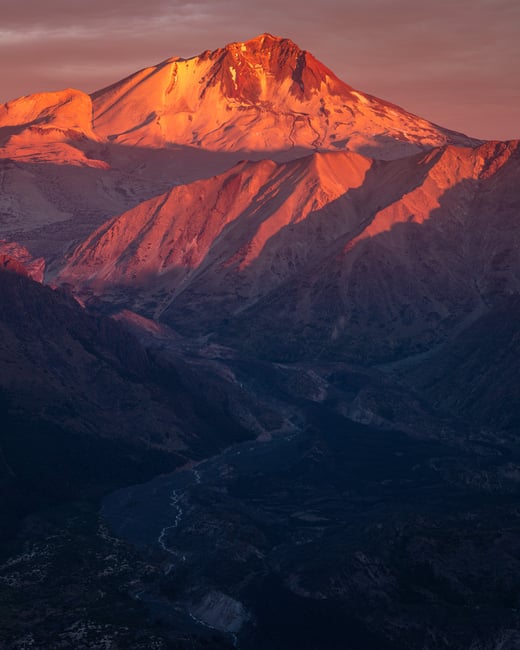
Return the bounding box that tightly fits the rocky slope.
[58,150,372,291]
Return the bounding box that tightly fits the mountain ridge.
[57,139,520,365]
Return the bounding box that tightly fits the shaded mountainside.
[0,152,207,265]
[408,294,520,432]
[0,268,252,539]
[1,267,181,449]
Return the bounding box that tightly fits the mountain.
[59,139,520,364]
[91,33,476,157]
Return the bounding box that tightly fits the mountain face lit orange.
[90,34,477,156]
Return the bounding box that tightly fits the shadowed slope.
[0,267,250,456]
[408,294,520,432]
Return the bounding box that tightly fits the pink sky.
[1,0,518,141]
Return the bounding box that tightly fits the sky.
[0,0,519,141]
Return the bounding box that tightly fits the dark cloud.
[0,0,518,139]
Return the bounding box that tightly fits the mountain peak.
[221,33,299,53]
[228,33,288,49]
[245,32,283,43]
[199,32,338,103]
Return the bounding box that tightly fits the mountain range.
[1,33,519,650]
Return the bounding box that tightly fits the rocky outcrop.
[0,240,45,282]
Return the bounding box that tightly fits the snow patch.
[229,66,238,90]
[351,91,370,105]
